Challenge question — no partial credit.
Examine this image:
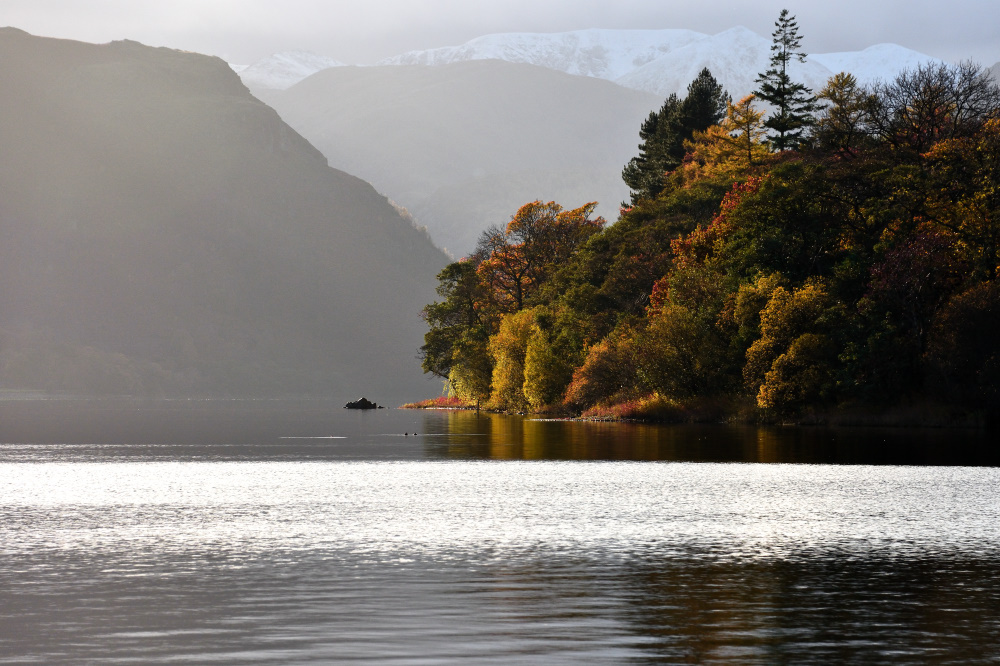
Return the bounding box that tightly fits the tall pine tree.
[754,9,817,150]
[623,68,729,203]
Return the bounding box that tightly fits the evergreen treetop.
[754,9,818,150]
[622,68,729,203]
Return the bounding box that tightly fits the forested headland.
[417,12,1000,426]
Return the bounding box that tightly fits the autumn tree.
[681,95,769,180]
[815,72,871,157]
[744,280,844,412]
[920,118,1000,279]
[754,9,817,150]
[476,201,604,313]
[488,308,537,411]
[866,61,1000,155]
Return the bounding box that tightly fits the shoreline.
[400,395,994,430]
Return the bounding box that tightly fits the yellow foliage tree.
[487,309,537,411]
[815,72,869,156]
[522,324,573,410]
[681,95,770,180]
[744,280,841,412]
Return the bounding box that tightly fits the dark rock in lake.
[345,397,378,410]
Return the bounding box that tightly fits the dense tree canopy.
[420,60,1000,423]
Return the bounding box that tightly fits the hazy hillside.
[0,28,448,401]
[264,60,661,254]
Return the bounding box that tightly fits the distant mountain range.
[237,27,947,97]
[260,60,660,255]
[238,28,952,254]
[0,28,447,400]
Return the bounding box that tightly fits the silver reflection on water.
[0,461,1000,663]
[0,405,998,664]
[4,462,999,562]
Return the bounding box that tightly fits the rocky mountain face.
[262,60,661,255]
[0,29,448,401]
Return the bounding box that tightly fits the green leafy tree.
[419,259,489,379]
[523,324,574,410]
[925,279,1000,410]
[754,9,817,150]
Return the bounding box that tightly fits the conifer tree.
[621,94,682,203]
[623,68,729,202]
[754,9,817,150]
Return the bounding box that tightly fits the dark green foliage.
[754,9,818,150]
[622,69,729,202]
[925,280,1000,409]
[713,162,849,281]
[419,260,488,379]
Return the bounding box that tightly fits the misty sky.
[4,0,998,67]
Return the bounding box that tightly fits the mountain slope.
[265,60,661,254]
[0,28,447,401]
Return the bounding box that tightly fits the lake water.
[1,400,998,664]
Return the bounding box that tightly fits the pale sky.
[3,0,997,67]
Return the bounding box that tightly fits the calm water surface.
[0,400,997,664]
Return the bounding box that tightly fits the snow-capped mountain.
[236,51,345,90]
[615,26,834,99]
[235,28,947,97]
[376,28,706,80]
[811,44,943,86]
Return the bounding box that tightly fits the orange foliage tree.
[476,201,605,313]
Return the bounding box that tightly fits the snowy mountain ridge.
[235,51,345,90]
[376,28,708,80]
[234,27,945,98]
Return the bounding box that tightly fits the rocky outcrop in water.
[344,397,379,409]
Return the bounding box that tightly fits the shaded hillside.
[0,28,448,401]
[262,60,662,255]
